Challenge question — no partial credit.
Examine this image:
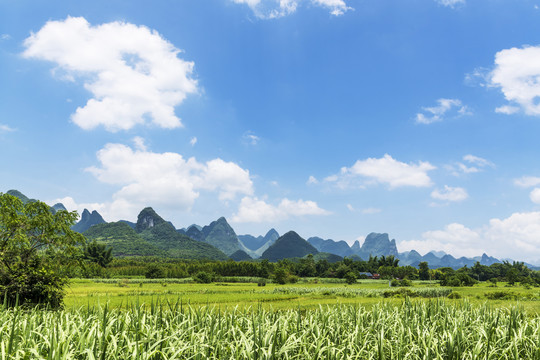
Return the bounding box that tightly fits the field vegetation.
[1,297,539,359]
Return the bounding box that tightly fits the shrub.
[344,271,357,285]
[447,292,461,299]
[145,265,165,279]
[193,271,214,284]
[485,291,515,300]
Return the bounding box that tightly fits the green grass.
[64,279,540,313]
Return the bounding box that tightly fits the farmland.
[2,279,539,359]
[63,279,540,314]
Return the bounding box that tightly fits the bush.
[485,291,515,300]
[145,265,165,279]
[447,292,462,299]
[193,271,214,284]
[344,272,357,285]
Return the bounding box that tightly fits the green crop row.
[269,286,453,298]
[1,299,538,359]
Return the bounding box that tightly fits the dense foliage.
[0,193,84,307]
[91,255,540,287]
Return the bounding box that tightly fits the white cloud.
[132,136,147,151]
[463,154,494,168]
[49,196,108,220]
[0,34,11,41]
[0,124,15,133]
[447,154,494,176]
[243,132,260,145]
[83,141,253,220]
[307,175,319,185]
[464,67,490,87]
[415,98,469,124]
[530,188,540,204]
[190,137,197,146]
[399,213,540,263]
[490,45,540,116]
[362,207,381,214]
[346,204,354,211]
[23,16,197,132]
[327,154,435,189]
[513,176,540,205]
[311,0,352,16]
[495,105,519,115]
[430,185,468,202]
[231,196,330,223]
[436,0,465,8]
[231,0,351,19]
[514,176,540,188]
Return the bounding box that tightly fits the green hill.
[72,209,106,233]
[6,189,34,204]
[135,207,229,260]
[311,252,343,263]
[84,222,166,257]
[261,231,318,262]
[200,217,242,256]
[229,250,252,261]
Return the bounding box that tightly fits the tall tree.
[418,261,430,281]
[0,193,84,307]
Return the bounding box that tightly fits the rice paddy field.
[1,279,539,359]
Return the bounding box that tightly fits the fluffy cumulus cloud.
[399,213,540,264]
[416,98,469,124]
[81,140,253,220]
[231,196,330,223]
[22,17,197,132]
[430,185,468,202]
[231,0,351,19]
[326,154,435,189]
[436,0,465,8]
[490,45,540,116]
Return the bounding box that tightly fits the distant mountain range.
[4,189,539,269]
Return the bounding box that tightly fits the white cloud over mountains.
[490,45,540,117]
[56,139,328,224]
[23,17,197,132]
[78,141,253,220]
[231,0,351,19]
[415,98,469,124]
[327,154,435,189]
[231,196,330,223]
[400,211,540,264]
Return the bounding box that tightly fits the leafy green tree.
[418,262,430,280]
[193,271,214,283]
[344,271,357,285]
[83,241,113,267]
[145,264,165,279]
[0,193,84,307]
[273,267,288,284]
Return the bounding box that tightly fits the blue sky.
[2,0,540,264]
